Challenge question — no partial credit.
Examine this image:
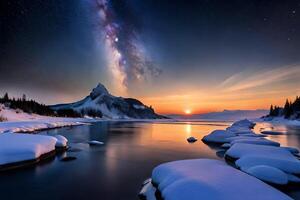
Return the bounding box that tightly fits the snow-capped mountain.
[51,83,165,119]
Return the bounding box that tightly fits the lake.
[0,120,299,199]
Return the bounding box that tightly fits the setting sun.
[184,109,192,115]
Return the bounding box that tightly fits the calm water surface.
[0,121,300,200]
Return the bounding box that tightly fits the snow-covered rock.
[53,135,68,148]
[236,155,300,175]
[145,159,291,200]
[0,133,57,166]
[231,119,256,129]
[51,83,165,119]
[229,137,280,147]
[202,119,265,145]
[187,136,197,143]
[226,143,300,175]
[243,165,288,185]
[202,130,236,143]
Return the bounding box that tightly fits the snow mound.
[0,133,57,165]
[202,119,267,145]
[146,159,291,200]
[226,143,300,176]
[244,165,288,185]
[202,130,236,143]
[236,155,300,175]
[231,119,256,129]
[53,135,68,148]
[230,138,280,147]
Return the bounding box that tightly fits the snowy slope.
[0,104,91,133]
[51,83,165,119]
[0,104,49,121]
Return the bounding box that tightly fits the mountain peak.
[90,83,109,99]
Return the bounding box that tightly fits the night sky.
[1,0,300,114]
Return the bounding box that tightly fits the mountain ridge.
[51,83,165,119]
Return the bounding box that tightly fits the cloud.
[220,65,300,92]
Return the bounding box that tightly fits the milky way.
[95,0,161,95]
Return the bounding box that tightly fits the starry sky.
[1,0,300,114]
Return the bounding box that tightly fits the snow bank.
[141,159,291,200]
[0,133,57,166]
[0,119,90,134]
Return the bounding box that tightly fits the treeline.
[269,96,300,119]
[0,93,83,118]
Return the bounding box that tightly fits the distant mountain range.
[51,83,165,119]
[168,109,268,121]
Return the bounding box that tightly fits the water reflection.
[255,122,300,148]
[1,120,299,200]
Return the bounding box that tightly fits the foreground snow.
[202,119,300,185]
[0,133,56,165]
[140,159,291,200]
[0,133,69,166]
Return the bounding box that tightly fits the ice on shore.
[140,159,291,200]
[0,133,57,165]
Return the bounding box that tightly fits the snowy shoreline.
[257,117,300,127]
[140,119,299,200]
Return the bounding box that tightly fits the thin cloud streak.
[220,65,300,92]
